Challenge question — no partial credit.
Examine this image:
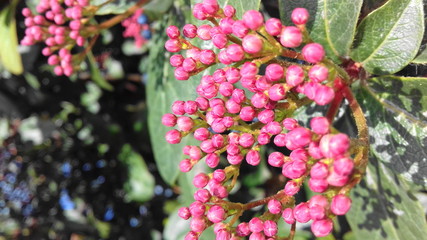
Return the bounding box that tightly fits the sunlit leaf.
[356,76,427,187]
[347,157,427,240]
[351,0,424,74]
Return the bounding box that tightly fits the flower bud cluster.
[162,1,356,239]
[21,0,99,76]
[122,8,152,48]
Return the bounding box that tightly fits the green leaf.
[350,0,424,74]
[412,47,427,64]
[118,144,155,203]
[92,0,138,15]
[279,0,363,63]
[0,0,23,75]
[217,0,261,18]
[356,76,427,188]
[347,157,427,240]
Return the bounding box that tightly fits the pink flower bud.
[216,229,231,240]
[185,231,198,240]
[310,162,329,179]
[213,169,226,182]
[310,117,330,135]
[196,97,209,110]
[333,157,354,176]
[179,159,193,172]
[331,194,352,215]
[282,160,307,179]
[190,217,207,233]
[202,0,219,15]
[206,153,220,168]
[309,177,329,192]
[265,18,282,36]
[267,199,282,214]
[290,148,308,162]
[280,26,302,48]
[226,67,241,83]
[212,184,228,198]
[166,25,180,39]
[239,133,255,148]
[268,152,285,167]
[282,118,299,130]
[165,39,181,52]
[257,132,271,145]
[309,204,326,220]
[246,150,261,166]
[226,44,245,62]
[294,202,310,223]
[308,64,329,83]
[314,85,335,105]
[284,180,300,196]
[174,67,190,80]
[219,17,234,34]
[327,170,349,187]
[291,8,310,25]
[303,81,320,100]
[273,133,287,147]
[251,92,269,108]
[183,24,198,38]
[224,5,236,17]
[197,25,212,40]
[263,220,278,237]
[243,10,264,30]
[165,129,182,144]
[200,49,216,65]
[225,99,241,114]
[207,205,226,223]
[249,232,266,240]
[201,139,216,153]
[177,116,194,132]
[282,208,295,224]
[194,189,211,203]
[178,207,191,220]
[266,64,284,82]
[170,54,184,67]
[308,141,324,159]
[302,43,325,63]
[189,146,202,160]
[240,106,256,121]
[162,113,177,127]
[286,65,305,87]
[212,33,228,49]
[232,20,249,38]
[172,101,185,115]
[193,173,209,188]
[311,219,333,237]
[242,34,263,54]
[320,133,350,158]
[193,3,208,20]
[236,223,250,236]
[189,201,206,217]
[232,88,246,103]
[285,127,312,150]
[257,110,275,124]
[268,84,286,101]
[240,62,258,79]
[309,195,329,209]
[263,121,282,135]
[249,217,264,233]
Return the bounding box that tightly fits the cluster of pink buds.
[21,0,100,76]
[163,1,357,239]
[122,9,152,48]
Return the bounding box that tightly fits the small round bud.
[242,34,263,54]
[302,43,325,63]
[291,8,310,25]
[331,194,352,215]
[265,18,282,36]
[243,10,264,30]
[165,129,181,144]
[311,219,333,237]
[280,26,303,48]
